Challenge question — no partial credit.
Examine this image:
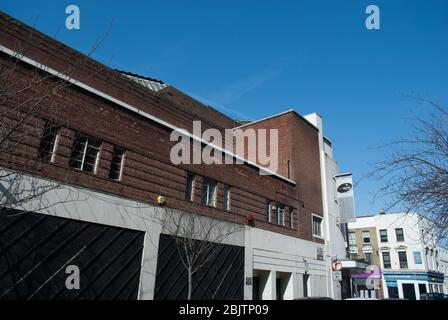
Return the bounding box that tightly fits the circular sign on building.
[332,260,342,271]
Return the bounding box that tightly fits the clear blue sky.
[2,0,447,216]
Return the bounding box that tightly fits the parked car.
[344,297,379,300]
[420,293,448,300]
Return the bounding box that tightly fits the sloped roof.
[117,70,168,92]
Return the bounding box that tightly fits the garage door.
[0,208,145,299]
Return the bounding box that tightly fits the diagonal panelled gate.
[0,208,144,300]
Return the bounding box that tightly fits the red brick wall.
[0,12,322,242]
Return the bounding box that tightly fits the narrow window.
[39,123,60,162]
[202,177,217,207]
[287,160,291,179]
[414,251,422,264]
[289,208,294,229]
[382,252,391,268]
[277,204,285,226]
[109,147,125,181]
[69,134,101,173]
[379,229,388,242]
[265,200,272,223]
[362,231,371,244]
[398,251,408,269]
[395,228,405,242]
[348,232,357,245]
[365,252,372,264]
[223,184,231,211]
[186,172,195,201]
[312,215,323,237]
[317,247,324,261]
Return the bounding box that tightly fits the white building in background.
[349,212,446,300]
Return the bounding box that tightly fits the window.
[287,160,291,179]
[348,232,356,245]
[349,246,358,255]
[414,251,422,264]
[289,208,294,229]
[223,184,231,211]
[312,215,322,237]
[277,204,285,226]
[362,231,371,244]
[69,134,101,173]
[39,123,60,162]
[109,147,125,181]
[379,229,388,242]
[398,251,408,269]
[382,252,391,268]
[395,228,405,242]
[202,178,217,207]
[365,253,372,265]
[185,173,195,201]
[265,200,272,223]
[317,247,324,261]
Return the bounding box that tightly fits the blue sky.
[2,0,447,216]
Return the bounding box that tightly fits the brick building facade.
[0,11,331,299]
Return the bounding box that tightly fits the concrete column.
[262,270,276,300]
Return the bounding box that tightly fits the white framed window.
[265,200,272,223]
[39,122,60,163]
[362,231,371,244]
[312,215,323,237]
[348,231,357,245]
[202,177,217,207]
[277,204,285,226]
[223,184,231,211]
[109,147,125,181]
[69,134,101,173]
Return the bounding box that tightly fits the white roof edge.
[233,108,320,133]
[233,109,296,129]
[0,45,295,185]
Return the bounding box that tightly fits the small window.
[223,184,231,211]
[265,200,272,223]
[69,134,101,173]
[277,204,285,226]
[312,215,323,237]
[109,147,125,181]
[365,252,372,265]
[317,247,324,261]
[202,177,217,207]
[396,228,405,242]
[379,229,388,242]
[289,208,294,229]
[348,232,356,245]
[414,251,422,264]
[287,160,291,179]
[382,252,391,268]
[398,251,408,269]
[39,123,60,162]
[186,172,195,201]
[362,231,371,244]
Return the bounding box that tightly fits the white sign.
[333,271,342,281]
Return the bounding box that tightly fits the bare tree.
[367,97,448,242]
[0,23,112,215]
[153,206,245,300]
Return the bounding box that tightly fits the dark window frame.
[39,122,61,163]
[69,133,101,173]
[395,228,405,242]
